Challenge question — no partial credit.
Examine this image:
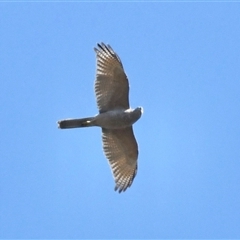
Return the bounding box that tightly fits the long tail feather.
[58,117,94,129]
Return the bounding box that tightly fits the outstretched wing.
[94,43,130,113]
[102,127,138,193]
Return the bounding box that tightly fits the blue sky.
[1,2,240,239]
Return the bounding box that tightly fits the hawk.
[58,43,143,193]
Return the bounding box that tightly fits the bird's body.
[59,107,142,129]
[58,43,143,193]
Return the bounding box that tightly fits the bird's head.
[137,107,143,114]
[133,107,143,120]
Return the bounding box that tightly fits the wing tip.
[114,185,126,193]
[94,42,123,68]
[113,166,138,193]
[114,178,135,193]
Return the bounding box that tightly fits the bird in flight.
[58,43,143,193]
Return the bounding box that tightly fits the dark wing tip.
[114,185,126,194]
[94,42,123,67]
[114,182,131,193]
[113,165,138,193]
[95,42,112,55]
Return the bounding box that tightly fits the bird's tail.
[58,117,95,129]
